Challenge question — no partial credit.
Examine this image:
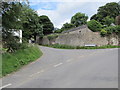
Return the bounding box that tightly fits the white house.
[13,30,22,43]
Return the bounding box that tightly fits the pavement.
[0,46,118,88]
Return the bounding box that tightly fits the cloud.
[37,2,86,28]
[35,0,118,28]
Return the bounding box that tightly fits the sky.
[29,0,119,28]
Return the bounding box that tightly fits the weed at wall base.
[42,44,120,49]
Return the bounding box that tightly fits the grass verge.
[1,45,42,77]
[42,44,120,49]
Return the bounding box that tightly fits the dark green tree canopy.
[62,23,75,30]
[98,2,120,18]
[102,16,115,26]
[2,2,22,30]
[71,12,88,27]
[21,4,43,40]
[39,15,54,35]
[87,20,103,32]
[90,2,120,25]
[2,2,43,51]
[2,2,24,52]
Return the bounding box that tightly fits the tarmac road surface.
[1,46,118,88]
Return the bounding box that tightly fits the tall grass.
[1,46,42,77]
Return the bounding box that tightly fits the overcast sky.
[29,0,119,28]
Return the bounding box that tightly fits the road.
[0,46,118,88]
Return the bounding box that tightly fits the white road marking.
[0,83,12,89]
[66,59,72,62]
[40,70,44,72]
[30,70,44,77]
[30,62,36,65]
[79,55,84,57]
[37,72,40,74]
[54,63,63,67]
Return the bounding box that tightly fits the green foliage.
[43,44,120,49]
[104,25,120,35]
[55,23,75,33]
[100,29,107,37]
[91,2,120,24]
[2,2,23,30]
[98,2,120,18]
[2,2,23,52]
[54,27,75,33]
[5,42,28,53]
[87,20,103,32]
[2,2,43,52]
[21,4,43,40]
[62,23,75,30]
[47,34,58,40]
[2,29,22,52]
[39,15,54,35]
[103,16,115,26]
[55,12,88,33]
[71,12,88,27]
[54,29,64,33]
[2,46,43,76]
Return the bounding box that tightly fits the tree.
[62,23,75,30]
[2,2,22,30]
[2,2,43,52]
[39,15,54,35]
[87,20,103,32]
[71,12,88,27]
[2,2,23,52]
[90,2,120,24]
[98,2,120,18]
[21,4,43,41]
[102,16,115,26]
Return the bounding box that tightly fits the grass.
[42,44,120,49]
[1,45,42,77]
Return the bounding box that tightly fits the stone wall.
[40,26,119,46]
[116,15,120,25]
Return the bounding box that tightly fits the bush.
[5,42,28,53]
[62,23,75,30]
[87,20,103,32]
[54,26,75,33]
[102,16,115,26]
[54,29,64,33]
[104,25,120,35]
[100,29,107,37]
